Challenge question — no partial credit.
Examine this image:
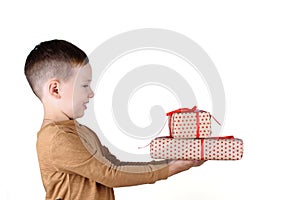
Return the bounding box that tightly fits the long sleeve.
[50,126,169,188]
[100,144,169,166]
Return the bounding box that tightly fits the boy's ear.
[48,80,61,98]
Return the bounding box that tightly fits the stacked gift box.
[150,106,244,160]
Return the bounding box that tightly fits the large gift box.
[167,106,220,138]
[150,136,243,160]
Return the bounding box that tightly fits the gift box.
[150,136,243,160]
[167,106,219,138]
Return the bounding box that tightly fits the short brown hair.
[24,39,88,98]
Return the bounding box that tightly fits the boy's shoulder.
[38,120,77,138]
[37,120,98,154]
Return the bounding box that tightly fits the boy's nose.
[89,89,94,98]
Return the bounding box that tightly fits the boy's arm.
[51,131,168,188]
[100,144,206,176]
[100,144,169,166]
[50,131,204,188]
[100,144,205,178]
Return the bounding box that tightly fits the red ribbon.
[207,135,234,139]
[166,106,197,116]
[201,139,204,160]
[167,106,222,137]
[196,112,200,138]
[211,115,221,126]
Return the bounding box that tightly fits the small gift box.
[167,106,220,138]
[150,136,243,160]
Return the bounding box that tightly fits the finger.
[193,160,206,166]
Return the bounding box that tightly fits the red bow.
[166,106,198,116]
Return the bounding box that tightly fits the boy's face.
[59,63,94,119]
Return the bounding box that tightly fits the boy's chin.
[73,111,85,119]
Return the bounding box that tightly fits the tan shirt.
[36,120,169,200]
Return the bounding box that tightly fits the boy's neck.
[42,104,72,127]
[42,114,71,128]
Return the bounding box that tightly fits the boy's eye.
[82,85,89,88]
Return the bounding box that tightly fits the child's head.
[25,39,94,119]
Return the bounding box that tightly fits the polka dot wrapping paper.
[168,111,212,138]
[150,136,243,160]
[166,106,220,138]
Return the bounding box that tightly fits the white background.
[1,0,299,199]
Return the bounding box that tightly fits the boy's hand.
[168,160,206,177]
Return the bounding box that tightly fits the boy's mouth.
[83,101,89,109]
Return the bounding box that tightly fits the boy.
[24,39,205,200]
